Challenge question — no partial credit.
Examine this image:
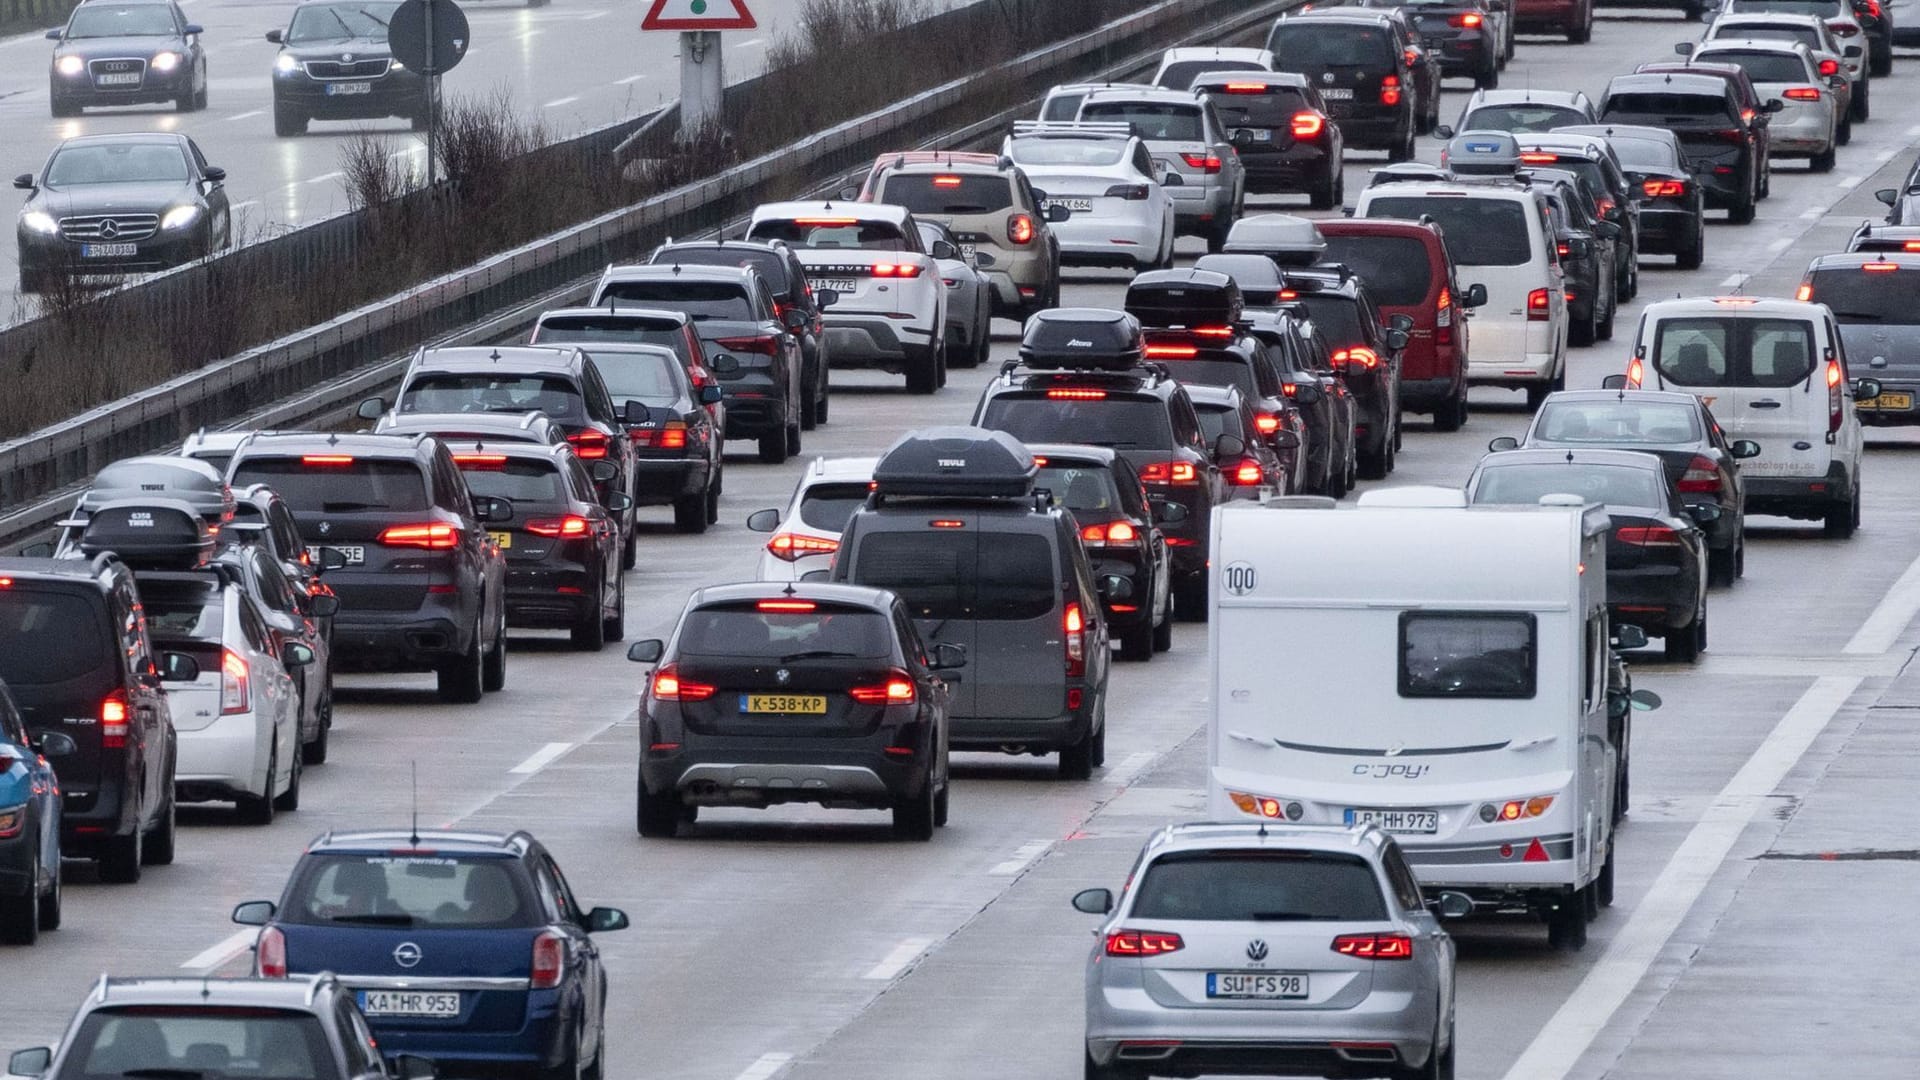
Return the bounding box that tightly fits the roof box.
[77,498,215,569]
[1125,269,1245,329]
[1367,162,1453,188]
[78,455,234,524]
[1192,254,1287,305]
[1018,308,1145,370]
[1356,486,1470,509]
[1222,213,1326,265]
[1445,131,1522,175]
[871,427,1037,499]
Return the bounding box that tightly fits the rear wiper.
[778,650,861,662]
[1250,911,1335,921]
[328,912,415,925]
[321,501,380,511]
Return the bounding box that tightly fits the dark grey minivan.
[829,428,1114,779]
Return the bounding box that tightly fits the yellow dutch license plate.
[1860,392,1913,410]
[488,531,513,549]
[741,694,827,714]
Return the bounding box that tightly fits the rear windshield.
[66,1008,331,1080]
[230,458,430,514]
[1158,59,1266,90]
[1160,357,1258,398]
[1399,611,1536,698]
[979,394,1175,450]
[1008,137,1127,167]
[1319,235,1433,306]
[534,315,686,351]
[1525,158,1609,203]
[1194,403,1249,444]
[1364,196,1531,266]
[1035,464,1121,513]
[1080,102,1203,142]
[1806,268,1915,323]
[1729,0,1842,13]
[852,531,1055,622]
[580,348,685,404]
[0,588,111,684]
[677,603,892,659]
[591,282,753,321]
[879,174,1014,215]
[748,219,911,252]
[1650,316,1816,388]
[1717,25,1820,47]
[1700,49,1809,82]
[1602,135,1681,172]
[1266,23,1392,68]
[1041,92,1085,122]
[1533,399,1702,444]
[398,374,587,423]
[1462,105,1586,133]
[1473,462,1667,509]
[798,482,872,532]
[653,248,790,291]
[1205,87,1313,128]
[454,458,566,504]
[1131,851,1388,921]
[1602,92,1732,122]
[140,579,223,641]
[279,853,535,928]
[1293,296,1366,348]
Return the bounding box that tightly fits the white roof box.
[1445,131,1522,176]
[1355,486,1470,509]
[1222,214,1326,266]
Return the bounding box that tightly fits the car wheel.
[1598,845,1616,908]
[1119,617,1154,662]
[1153,601,1175,652]
[303,707,330,764]
[438,622,486,703]
[273,738,302,812]
[706,467,722,525]
[757,428,789,464]
[1708,542,1737,587]
[1475,62,1499,90]
[904,345,940,394]
[1664,606,1703,663]
[541,1030,584,1080]
[636,778,681,837]
[1728,192,1756,225]
[37,850,62,931]
[1825,486,1860,537]
[50,90,79,119]
[602,577,626,643]
[1838,115,1853,146]
[143,788,176,865]
[1871,45,1892,77]
[892,779,937,839]
[98,820,142,884]
[1174,574,1209,623]
[237,746,278,825]
[1395,1021,1456,1080]
[1434,391,1466,432]
[570,593,606,651]
[621,526,637,570]
[1676,227,1705,270]
[673,493,709,534]
[933,779,949,828]
[1596,293,1616,341]
[193,67,208,111]
[273,101,307,137]
[1526,382,1554,411]
[1852,77,1870,121]
[1308,168,1338,211]
[0,863,39,945]
[1057,731,1095,781]
[1085,1048,1125,1080]
[482,609,507,692]
[1546,887,1589,950]
[1811,144,1837,173]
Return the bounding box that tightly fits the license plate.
[1858,392,1913,410]
[325,81,373,95]
[1321,87,1354,100]
[81,243,137,258]
[741,694,827,714]
[1345,807,1439,833]
[358,991,460,1018]
[959,243,976,261]
[94,72,141,86]
[814,277,858,294]
[488,530,513,549]
[1051,198,1093,212]
[1207,972,1309,1000]
[307,544,365,565]
[1235,128,1273,143]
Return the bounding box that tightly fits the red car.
[1514,0,1593,43]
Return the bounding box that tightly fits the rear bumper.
[1856,379,1920,426]
[950,700,1093,754]
[630,457,710,502]
[351,986,568,1069]
[1331,110,1408,150]
[1056,216,1163,268]
[1609,566,1697,632]
[175,714,271,801]
[503,564,599,629]
[1513,0,1579,26]
[823,315,938,365]
[641,732,930,809]
[1241,146,1337,194]
[1168,183,1235,232]
[1087,988,1436,1077]
[1745,463,1850,518]
[331,610,472,669]
[1398,374,1460,412]
[1636,207,1702,254]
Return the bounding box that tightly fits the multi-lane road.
[10,7,1920,1079]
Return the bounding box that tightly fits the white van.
[1619,296,1875,536]
[1354,173,1569,408]
[1207,487,1617,949]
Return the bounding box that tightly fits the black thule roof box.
[870,427,1038,500]
[1018,308,1145,371]
[76,498,216,569]
[1125,269,1245,329]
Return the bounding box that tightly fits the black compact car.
[268,0,428,137]
[1468,448,1710,662]
[1531,167,1620,346]
[1597,73,1764,225]
[1192,72,1346,209]
[1514,134,1642,301]
[1187,384,1289,500]
[1276,266,1406,480]
[1559,124,1707,270]
[0,555,184,883]
[973,309,1233,620]
[45,0,206,116]
[449,440,629,651]
[647,238,831,427]
[226,433,511,703]
[15,132,230,291]
[1500,388,1757,584]
[1265,9,1442,161]
[572,342,725,534]
[1243,309,1359,498]
[628,583,957,839]
[1027,443,1174,661]
[1360,0,1501,88]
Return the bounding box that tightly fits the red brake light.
[929,519,966,529]
[1796,283,1815,301]
[1191,326,1235,338]
[1450,11,1482,25]
[256,926,287,978]
[1145,344,1199,359]
[221,649,250,716]
[565,430,610,460]
[451,454,509,468]
[1829,20,1858,33]
[1557,242,1572,258]
[1290,111,1325,138]
[792,217,859,225]
[1828,359,1846,433]
[1139,461,1198,484]
[651,665,715,702]
[869,262,924,279]
[716,334,783,355]
[301,455,354,467]
[1222,82,1270,93]
[1819,58,1840,76]
[757,600,817,613]
[524,516,591,538]
[932,175,963,188]
[1642,179,1686,198]
[101,690,129,750]
[1677,455,1720,493]
[1782,86,1822,101]
[1862,262,1900,272]
[1253,412,1281,435]
[1009,214,1036,245]
[767,532,838,561]
[1520,152,1558,164]
[1333,933,1414,959]
[1106,930,1183,956]
[1617,525,1681,547]
[1379,74,1402,106]
[1180,153,1224,174]
[631,421,690,449]
[1081,521,1140,546]
[1527,288,1551,320]
[1047,388,1107,399]
[1332,346,1379,369]
[1229,460,1265,486]
[379,522,458,549]
[531,931,566,990]
[1064,601,1086,676]
[850,669,917,705]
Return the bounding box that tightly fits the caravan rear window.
[1398,611,1536,699]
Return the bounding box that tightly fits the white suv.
[744,455,880,581]
[1621,296,1876,536]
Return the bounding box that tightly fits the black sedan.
[1559,123,1706,270]
[1188,383,1291,499]
[1192,72,1347,209]
[46,0,206,116]
[1468,448,1711,663]
[268,0,429,137]
[14,133,230,291]
[1027,443,1174,662]
[1499,388,1758,585]
[627,583,960,840]
[574,342,725,534]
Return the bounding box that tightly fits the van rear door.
[970,530,1065,720]
[845,527,980,719]
[1647,313,1826,477]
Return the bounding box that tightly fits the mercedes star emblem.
[775,668,791,685]
[97,219,120,239]
[393,941,422,968]
[1246,939,1269,962]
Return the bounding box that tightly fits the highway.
[8,6,1920,1079]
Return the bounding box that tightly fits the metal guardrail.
[0,0,1295,547]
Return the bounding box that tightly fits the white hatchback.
[745,456,880,581]
[1004,123,1176,270]
[1694,40,1840,169]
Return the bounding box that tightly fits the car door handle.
[1749,400,1782,409]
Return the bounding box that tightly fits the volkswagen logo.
[775,668,791,685]
[1321,72,1335,84]
[97,219,120,239]
[393,941,422,968]
[1246,939,1269,962]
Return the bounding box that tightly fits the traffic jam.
[5,0,1920,1076]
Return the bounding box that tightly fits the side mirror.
[930,641,967,670]
[1687,502,1722,523]
[1290,380,1323,405]
[394,1054,437,1080]
[627,639,665,664]
[1388,313,1415,334]
[1047,203,1072,223]
[620,400,652,426]
[1600,373,1628,390]
[1853,378,1884,401]
[814,288,840,308]
[1596,220,1621,240]
[838,186,859,201]
[44,27,62,39]
[1270,429,1301,451]
[1072,887,1114,915]
[280,641,316,668]
[1430,891,1475,919]
[1673,41,1694,55]
[355,397,387,421]
[33,732,77,758]
[1232,129,1255,149]
[1097,574,1135,602]
[973,251,997,267]
[473,495,513,523]
[799,569,831,582]
[1151,500,1189,524]
[1730,439,1761,459]
[1845,43,1864,57]
[1566,237,1592,260]
[1213,434,1246,459]
[929,239,958,261]
[1830,74,1848,90]
[1161,172,1184,187]
[1613,625,1649,650]
[585,906,630,933]
[183,22,203,33]
[782,308,809,332]
[1488,436,1520,452]
[1433,124,1455,139]
[589,459,619,483]
[708,354,741,375]
[1764,99,1785,114]
[1384,328,1410,351]
[308,592,340,617]
[203,166,226,184]
[318,547,349,571]
[604,491,634,512]
[1631,688,1663,711]
[12,173,35,191]
[231,899,277,925]
[745,508,781,533]
[1875,188,1898,207]
[265,28,284,42]
[700,384,724,405]
[160,652,201,682]
[9,1048,52,1078]
[1463,283,1489,308]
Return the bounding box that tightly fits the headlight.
[55,54,84,76]
[151,50,181,72]
[21,211,58,235]
[160,205,201,231]
[275,53,298,74]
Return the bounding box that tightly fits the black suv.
[1276,265,1407,479]
[972,309,1234,621]
[1027,442,1174,661]
[627,582,957,839]
[1265,9,1442,161]
[1531,167,1620,346]
[227,433,510,703]
[647,238,831,428]
[1599,72,1764,224]
[0,555,183,882]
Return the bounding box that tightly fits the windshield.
[1472,462,1667,509]
[279,852,536,928]
[1532,399,1702,444]
[1806,268,1918,323]
[747,219,910,252]
[65,3,175,36]
[1009,138,1127,167]
[1400,611,1536,698]
[798,482,871,532]
[1364,196,1531,266]
[454,457,565,504]
[1080,102,1203,142]
[879,174,1014,215]
[230,458,430,514]
[592,282,752,321]
[1267,23,1392,67]
[1194,404,1248,444]
[1699,49,1810,81]
[979,395,1175,449]
[47,143,189,186]
[652,247,789,291]
[534,316,688,356]
[1318,235,1433,306]
[676,603,893,658]
[1293,296,1366,348]
[1131,851,1388,921]
[1157,59,1267,90]
[1159,357,1258,398]
[1650,316,1816,387]
[1462,104,1587,133]
[398,373,587,422]
[580,348,684,403]
[64,1008,331,1080]
[286,0,399,41]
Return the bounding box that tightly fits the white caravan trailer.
[1206,486,1618,949]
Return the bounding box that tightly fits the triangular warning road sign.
[641,0,756,31]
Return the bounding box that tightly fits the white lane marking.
[1717,272,1746,289]
[231,200,259,213]
[1765,236,1793,255]
[509,741,574,774]
[1104,750,1154,787]
[1845,552,1920,654]
[226,109,264,121]
[988,839,1052,876]
[1500,674,1859,1079]
[306,171,343,185]
[181,928,256,972]
[1905,123,1920,139]
[1799,207,1823,221]
[1838,175,1863,190]
[581,8,609,17]
[861,936,933,980]
[614,73,648,84]
[543,95,580,108]
[733,36,766,47]
[732,1054,792,1080]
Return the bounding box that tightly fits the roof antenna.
[782,581,798,597]
[409,761,421,847]
[489,349,502,362]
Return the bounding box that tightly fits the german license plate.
[814,277,858,294]
[1207,972,1308,999]
[1858,392,1912,410]
[488,530,513,549]
[1235,128,1273,142]
[741,694,827,714]
[325,81,373,95]
[1345,807,1439,833]
[358,990,459,1017]
[94,73,141,86]
[81,243,137,258]
[1056,198,1093,211]
[1321,87,1354,100]
[307,544,365,565]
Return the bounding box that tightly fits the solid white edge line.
[1501,672,1862,1079]
[181,928,257,972]
[614,73,648,84]
[731,1053,792,1080]
[305,171,343,185]
[861,936,933,980]
[1845,552,1920,653]
[988,839,1052,876]
[509,741,573,775]
[543,95,580,108]
[1104,750,1154,787]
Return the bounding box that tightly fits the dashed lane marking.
[988,839,1052,876]
[861,936,933,981]
[509,741,574,774]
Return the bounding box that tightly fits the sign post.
[389,0,471,187]
[640,0,756,140]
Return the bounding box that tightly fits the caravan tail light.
[1106,930,1184,956]
[1828,359,1845,432]
[1333,934,1413,959]
[1677,456,1721,494]
[849,670,917,706]
[1527,289,1551,320]
[101,691,129,750]
[256,926,287,978]
[530,931,567,989]
[1064,602,1086,677]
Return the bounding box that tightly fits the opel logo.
[97,219,120,239]
[1246,939,1269,962]
[775,669,791,685]
[393,941,422,968]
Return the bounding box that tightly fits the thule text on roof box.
[870,427,1038,500]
